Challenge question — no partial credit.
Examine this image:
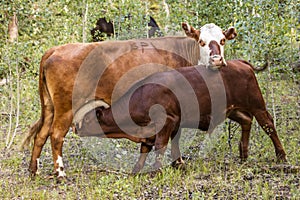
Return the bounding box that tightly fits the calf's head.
[75,107,105,136]
[182,22,237,69]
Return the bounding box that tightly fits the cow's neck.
[99,109,122,134]
[99,109,148,143]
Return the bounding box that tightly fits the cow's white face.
[182,22,237,69]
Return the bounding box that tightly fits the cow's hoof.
[239,155,248,163]
[147,161,163,177]
[276,154,288,164]
[46,174,55,180]
[56,176,68,184]
[45,172,68,184]
[153,161,162,171]
[132,164,142,175]
[149,168,162,178]
[28,165,38,176]
[275,150,287,163]
[239,153,248,162]
[171,161,186,170]
[29,173,36,181]
[28,170,38,181]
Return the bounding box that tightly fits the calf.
[77,60,287,173]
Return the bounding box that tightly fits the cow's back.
[40,37,199,118]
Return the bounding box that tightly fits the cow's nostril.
[210,55,222,62]
[211,55,221,59]
[209,55,224,67]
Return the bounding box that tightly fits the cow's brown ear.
[182,22,200,42]
[223,27,237,40]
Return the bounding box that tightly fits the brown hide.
[22,37,200,176]
[79,60,287,173]
[72,37,199,111]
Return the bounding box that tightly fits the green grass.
[0,80,299,199]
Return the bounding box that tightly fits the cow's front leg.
[170,129,185,169]
[239,124,252,161]
[50,131,68,178]
[229,110,253,161]
[152,125,173,171]
[132,142,153,174]
[49,113,72,178]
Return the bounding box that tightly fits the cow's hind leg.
[29,106,53,176]
[228,110,253,161]
[254,110,287,162]
[49,111,73,178]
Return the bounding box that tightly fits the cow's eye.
[84,117,89,123]
[220,38,226,45]
[199,39,206,47]
[96,111,101,118]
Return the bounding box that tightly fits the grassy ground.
[0,79,299,200]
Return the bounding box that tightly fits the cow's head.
[75,106,105,136]
[73,100,110,136]
[182,22,237,69]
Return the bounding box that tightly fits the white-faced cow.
[182,22,237,69]
[21,22,238,178]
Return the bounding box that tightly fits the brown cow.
[78,60,287,174]
[21,23,238,177]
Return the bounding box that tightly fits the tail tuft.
[19,118,43,150]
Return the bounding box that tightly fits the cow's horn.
[73,100,110,124]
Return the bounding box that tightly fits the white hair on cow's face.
[186,23,191,32]
[198,23,226,66]
[200,23,225,43]
[201,23,218,30]
[182,22,236,67]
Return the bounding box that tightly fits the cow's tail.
[20,48,55,150]
[237,59,268,72]
[20,118,43,150]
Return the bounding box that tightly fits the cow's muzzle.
[209,55,227,69]
[74,122,86,136]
